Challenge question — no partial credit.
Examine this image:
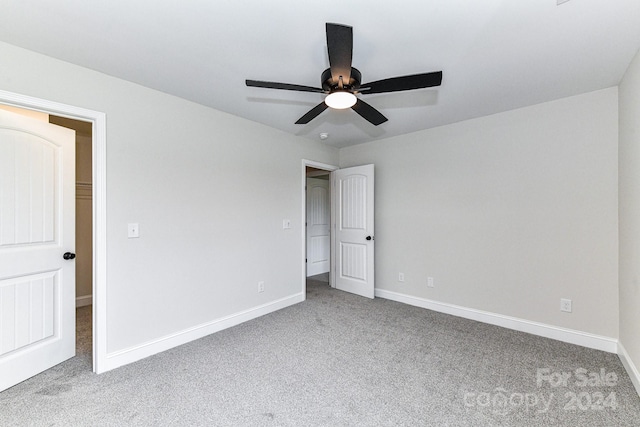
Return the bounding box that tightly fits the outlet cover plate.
[560,298,572,313]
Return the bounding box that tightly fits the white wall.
[340,88,619,340]
[0,41,338,356]
[619,47,640,390]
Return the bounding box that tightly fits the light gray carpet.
[1,276,639,426]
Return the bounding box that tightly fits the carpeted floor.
[1,276,639,426]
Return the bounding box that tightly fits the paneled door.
[306,177,330,277]
[333,164,374,299]
[0,109,76,391]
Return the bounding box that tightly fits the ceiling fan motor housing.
[322,67,361,93]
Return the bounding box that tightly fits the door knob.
[63,252,76,260]
[366,236,373,241]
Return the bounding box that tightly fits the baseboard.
[102,292,305,372]
[618,342,640,397]
[76,294,92,307]
[375,289,618,353]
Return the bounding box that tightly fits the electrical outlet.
[398,273,405,282]
[258,281,265,293]
[427,277,434,288]
[560,298,572,313]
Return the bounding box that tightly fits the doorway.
[302,160,337,295]
[302,160,376,299]
[306,168,330,277]
[0,105,94,381]
[306,168,330,290]
[0,88,107,381]
[49,115,94,365]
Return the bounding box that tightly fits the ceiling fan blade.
[295,102,329,124]
[246,80,325,93]
[351,99,388,126]
[326,23,352,85]
[359,71,443,94]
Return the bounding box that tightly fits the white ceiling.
[1,1,639,148]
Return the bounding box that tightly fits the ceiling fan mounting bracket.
[321,67,361,93]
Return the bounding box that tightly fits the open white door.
[332,164,374,299]
[0,109,76,391]
[306,177,330,276]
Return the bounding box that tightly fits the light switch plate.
[127,223,140,238]
[283,219,291,229]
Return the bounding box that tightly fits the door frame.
[0,89,108,374]
[301,160,337,296]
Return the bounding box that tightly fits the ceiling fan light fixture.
[325,91,357,109]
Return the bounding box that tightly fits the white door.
[0,109,76,391]
[332,164,374,299]
[306,177,330,277]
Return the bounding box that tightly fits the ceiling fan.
[246,23,443,126]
